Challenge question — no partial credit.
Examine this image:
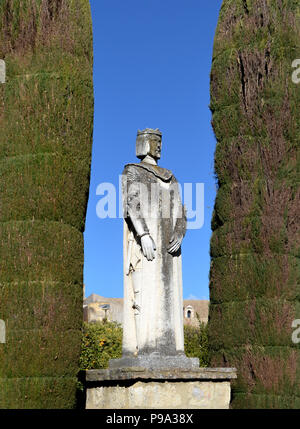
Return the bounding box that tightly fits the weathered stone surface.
[121,129,187,362]
[109,354,199,370]
[86,367,236,409]
[86,367,237,382]
[86,380,232,409]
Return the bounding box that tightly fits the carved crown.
[137,128,162,137]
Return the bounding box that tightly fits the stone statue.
[110,128,198,369]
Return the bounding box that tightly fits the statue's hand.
[168,234,183,254]
[141,234,156,261]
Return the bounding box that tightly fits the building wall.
[84,294,209,326]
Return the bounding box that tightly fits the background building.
[183,300,209,326]
[84,294,209,326]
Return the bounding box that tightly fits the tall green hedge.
[0,0,93,408]
[208,0,300,408]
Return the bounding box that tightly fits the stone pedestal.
[85,367,237,409]
[109,354,199,370]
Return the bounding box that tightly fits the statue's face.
[148,135,162,160]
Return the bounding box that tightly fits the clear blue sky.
[84,0,222,300]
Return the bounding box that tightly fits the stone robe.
[122,161,187,357]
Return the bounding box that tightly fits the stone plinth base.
[109,354,199,370]
[85,367,237,409]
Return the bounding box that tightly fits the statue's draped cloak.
[122,162,186,356]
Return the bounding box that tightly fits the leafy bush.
[79,321,122,370]
[184,316,209,367]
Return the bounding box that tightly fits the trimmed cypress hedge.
[1,74,93,159]
[210,255,300,302]
[211,345,300,398]
[230,393,300,409]
[0,153,91,230]
[0,281,83,331]
[209,299,299,348]
[0,377,79,409]
[0,329,81,378]
[209,0,300,408]
[0,221,83,283]
[0,0,93,408]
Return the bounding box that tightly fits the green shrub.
[79,321,123,370]
[184,317,209,367]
